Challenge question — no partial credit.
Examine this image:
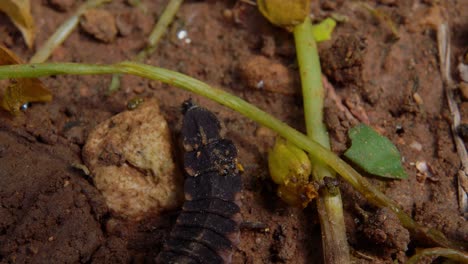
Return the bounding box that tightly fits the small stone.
[83,100,183,220]
[80,9,118,43]
[409,141,422,151]
[413,92,423,105]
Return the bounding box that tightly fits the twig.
[322,75,359,125]
[437,22,468,216]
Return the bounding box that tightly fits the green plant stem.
[29,0,112,63]
[136,0,183,61]
[0,62,464,251]
[406,247,468,264]
[109,0,183,92]
[294,18,350,264]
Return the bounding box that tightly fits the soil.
[0,0,467,263]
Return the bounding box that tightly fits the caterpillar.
[157,100,242,264]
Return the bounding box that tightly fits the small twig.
[437,22,468,216]
[136,0,184,61]
[322,75,360,125]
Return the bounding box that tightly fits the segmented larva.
[157,100,242,264]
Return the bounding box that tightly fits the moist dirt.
[0,0,467,263]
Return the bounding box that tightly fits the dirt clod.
[361,208,410,258]
[321,35,366,88]
[80,9,118,43]
[239,55,298,95]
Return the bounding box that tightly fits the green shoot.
[0,61,464,251]
[344,124,408,179]
[294,17,350,263]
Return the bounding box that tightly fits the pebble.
[80,9,118,43]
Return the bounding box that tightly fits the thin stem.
[30,0,112,63]
[294,18,350,264]
[0,62,464,251]
[136,0,183,61]
[406,247,468,264]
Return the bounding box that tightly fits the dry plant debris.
[0,0,35,48]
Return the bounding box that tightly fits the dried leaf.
[0,0,35,48]
[0,46,52,114]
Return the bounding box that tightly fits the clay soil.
[0,0,467,263]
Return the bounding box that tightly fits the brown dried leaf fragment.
[0,0,35,48]
[0,46,52,115]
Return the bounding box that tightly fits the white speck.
[177,30,187,39]
[20,103,29,111]
[177,30,191,44]
[256,80,264,89]
[415,161,428,173]
[416,160,433,178]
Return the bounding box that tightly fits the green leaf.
[311,18,336,42]
[344,124,407,179]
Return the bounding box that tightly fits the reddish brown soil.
[1,0,467,263]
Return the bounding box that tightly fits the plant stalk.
[0,62,464,251]
[293,17,350,264]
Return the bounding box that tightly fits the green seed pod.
[257,0,310,29]
[268,137,311,185]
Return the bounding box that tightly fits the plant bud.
[257,0,310,29]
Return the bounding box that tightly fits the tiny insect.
[157,100,242,264]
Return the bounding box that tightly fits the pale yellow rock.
[83,100,183,219]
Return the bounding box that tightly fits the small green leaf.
[311,18,336,42]
[344,124,407,179]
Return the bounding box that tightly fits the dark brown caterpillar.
[157,100,242,264]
